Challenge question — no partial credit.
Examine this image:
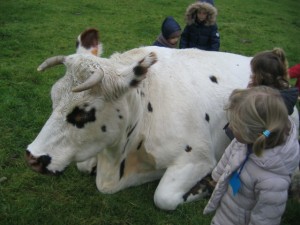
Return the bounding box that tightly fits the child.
[204,86,300,225]
[289,63,300,92]
[153,16,181,48]
[248,48,298,115]
[179,1,220,51]
[76,28,102,56]
[224,48,299,140]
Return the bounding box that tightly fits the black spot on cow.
[205,113,210,122]
[137,140,143,150]
[148,102,153,112]
[119,159,126,179]
[209,75,218,84]
[130,79,140,87]
[67,107,96,128]
[185,145,192,152]
[123,139,129,153]
[127,123,137,138]
[133,63,148,76]
[119,115,123,119]
[116,109,120,112]
[140,91,145,97]
[101,125,106,132]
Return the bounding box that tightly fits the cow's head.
[76,28,102,56]
[26,51,157,174]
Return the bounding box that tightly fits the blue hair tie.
[262,130,271,138]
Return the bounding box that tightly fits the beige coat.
[204,119,300,225]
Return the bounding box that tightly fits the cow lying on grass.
[26,35,299,210]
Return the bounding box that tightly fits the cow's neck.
[101,89,144,160]
[96,87,156,191]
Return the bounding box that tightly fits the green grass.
[0,0,299,224]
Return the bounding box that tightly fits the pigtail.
[272,47,289,69]
[273,48,290,88]
[253,131,268,156]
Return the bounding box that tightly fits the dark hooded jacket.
[198,0,215,6]
[153,16,181,48]
[179,2,220,51]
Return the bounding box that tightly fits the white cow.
[27,46,257,210]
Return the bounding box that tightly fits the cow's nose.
[25,150,51,174]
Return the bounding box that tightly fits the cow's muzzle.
[25,150,58,175]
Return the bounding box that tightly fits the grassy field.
[1,0,300,224]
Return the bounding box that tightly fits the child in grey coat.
[204,86,300,225]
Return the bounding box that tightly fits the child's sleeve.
[209,24,220,51]
[211,141,234,181]
[289,64,300,79]
[179,26,189,49]
[249,177,289,225]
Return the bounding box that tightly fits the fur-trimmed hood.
[185,2,217,26]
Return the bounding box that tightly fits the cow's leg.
[76,157,97,175]
[154,159,215,210]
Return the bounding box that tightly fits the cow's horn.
[72,70,103,92]
[37,56,66,72]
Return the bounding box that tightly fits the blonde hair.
[249,48,290,90]
[225,86,290,156]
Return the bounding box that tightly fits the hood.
[198,0,215,6]
[280,88,299,115]
[185,2,217,26]
[250,119,300,176]
[161,16,181,39]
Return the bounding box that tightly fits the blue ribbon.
[262,130,271,137]
[229,144,252,196]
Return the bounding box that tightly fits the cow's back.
[123,47,252,166]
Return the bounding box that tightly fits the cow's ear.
[129,52,157,87]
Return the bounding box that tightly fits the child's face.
[197,10,208,22]
[168,37,180,45]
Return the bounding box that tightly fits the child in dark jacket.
[179,2,220,51]
[153,16,181,48]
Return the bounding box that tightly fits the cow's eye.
[66,106,96,128]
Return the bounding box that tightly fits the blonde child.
[204,86,300,225]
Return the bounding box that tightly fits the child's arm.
[249,177,289,225]
[209,24,220,51]
[179,26,189,49]
[211,141,235,181]
[289,64,300,79]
